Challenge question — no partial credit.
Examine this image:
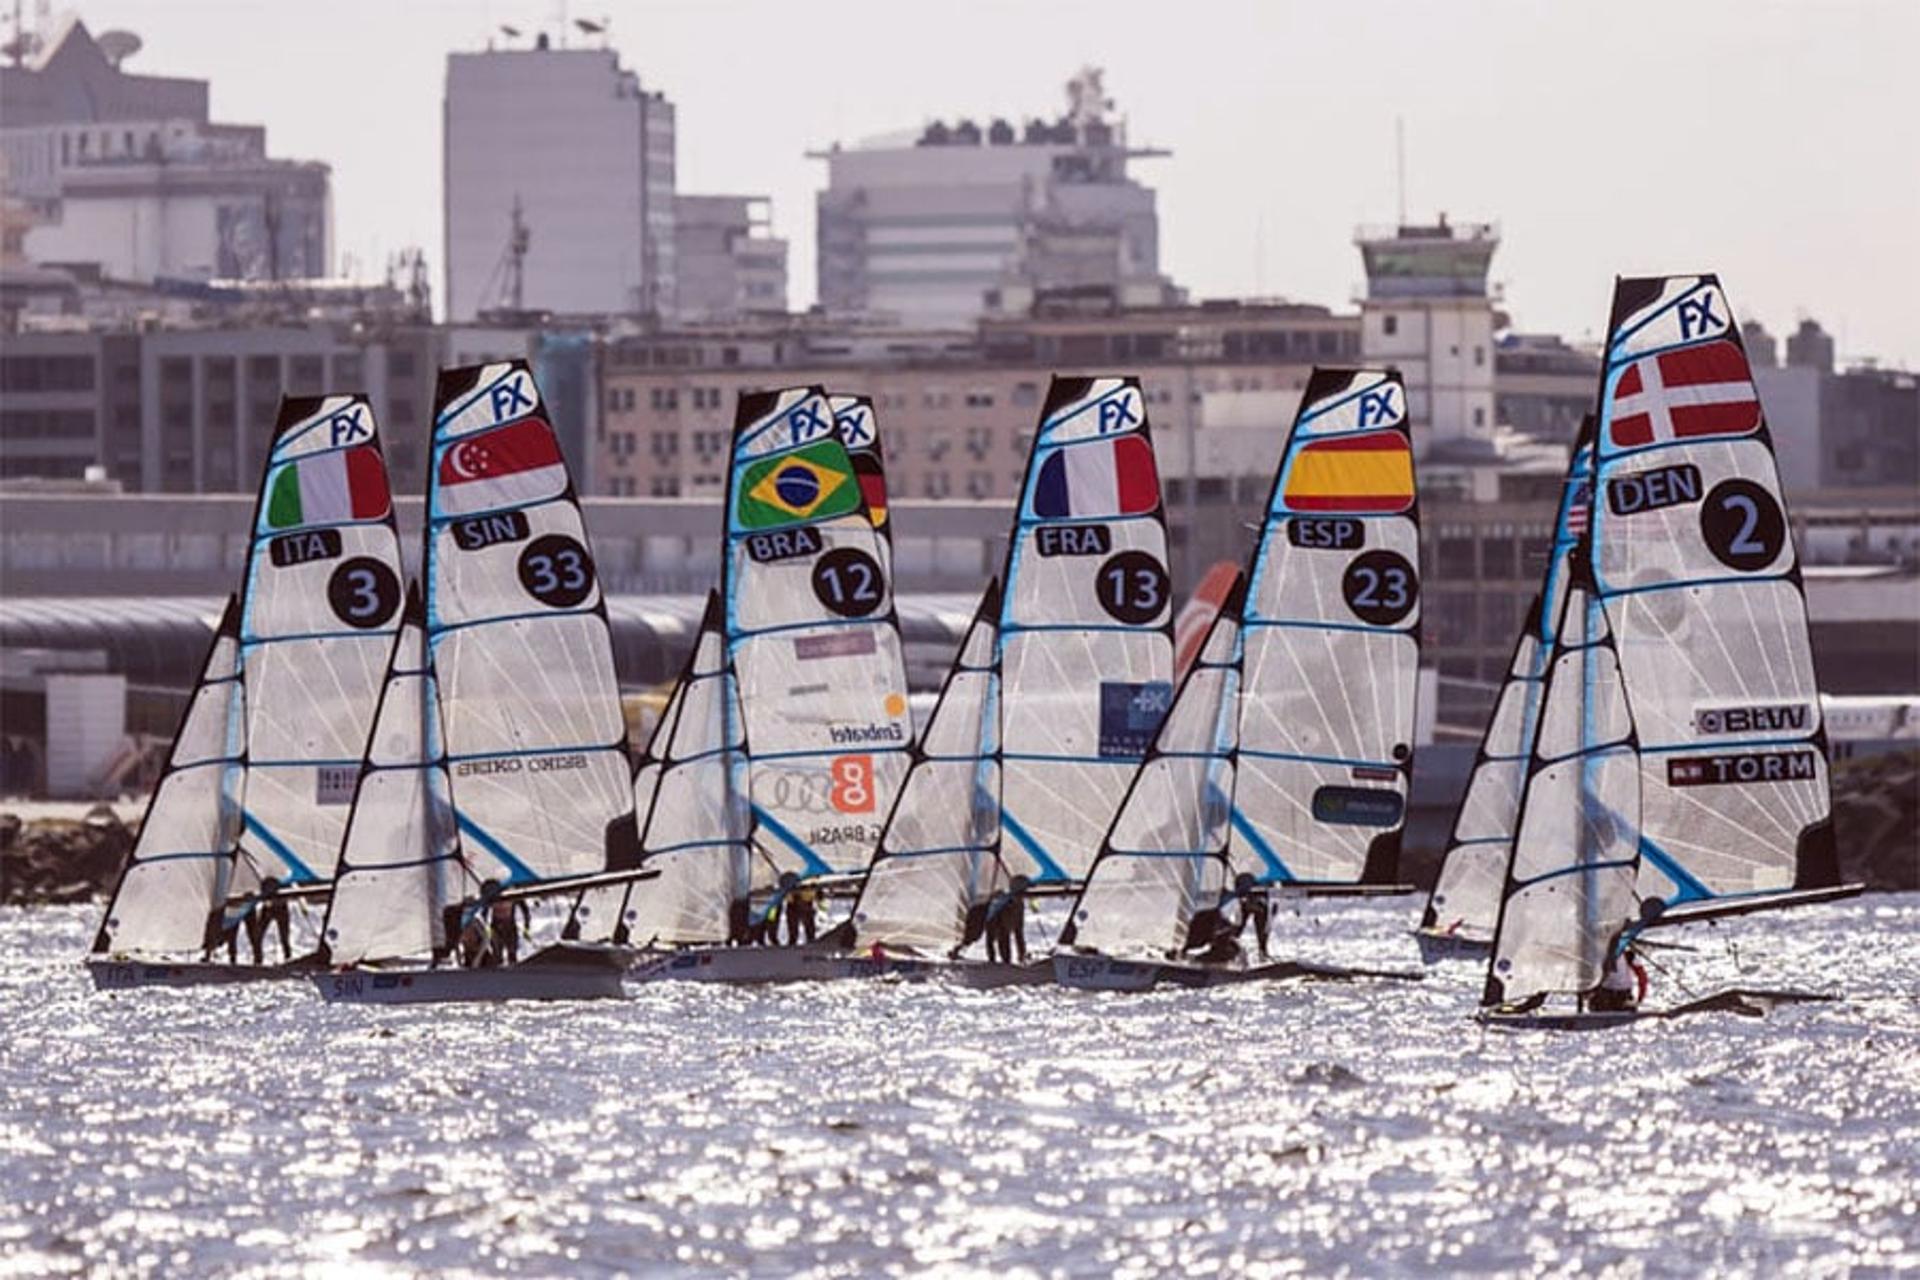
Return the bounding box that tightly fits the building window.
[1382,314,1398,337]
[1472,406,1486,428]
[1474,345,1486,367]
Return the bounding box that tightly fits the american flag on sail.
[1609,339,1760,449]
[1564,479,1591,536]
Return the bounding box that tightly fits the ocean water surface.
[2,896,1917,1277]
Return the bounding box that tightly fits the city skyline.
[32,0,1920,366]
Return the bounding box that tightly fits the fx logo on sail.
[327,406,372,447]
[488,374,535,423]
[785,400,831,442]
[1357,386,1399,428]
[1677,290,1727,341]
[1096,391,1141,435]
[836,407,874,447]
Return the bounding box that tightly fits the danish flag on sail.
[1609,338,1760,448]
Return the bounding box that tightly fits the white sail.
[1423,422,1596,941]
[426,361,638,887]
[726,387,911,876]
[1062,579,1245,960]
[998,376,1174,883]
[598,592,752,946]
[240,394,403,885]
[1590,276,1838,909]
[92,598,246,957]
[317,590,463,966]
[1230,369,1421,885]
[1484,580,1643,1007]
[850,581,1003,954]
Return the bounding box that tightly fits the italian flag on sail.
[264,445,390,529]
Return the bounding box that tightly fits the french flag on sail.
[1030,435,1159,520]
[1610,339,1760,448]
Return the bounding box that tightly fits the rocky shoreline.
[3,751,1916,907]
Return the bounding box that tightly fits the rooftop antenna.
[1395,116,1407,226]
[506,194,529,310]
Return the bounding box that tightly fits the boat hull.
[1051,954,1425,991]
[944,959,1055,989]
[313,944,633,1005]
[1478,988,1837,1032]
[87,957,317,991]
[1413,928,1492,964]
[628,945,940,985]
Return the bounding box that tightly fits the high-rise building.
[672,195,787,319]
[1,18,330,283]
[443,34,675,321]
[1355,217,1500,458]
[812,68,1177,327]
[1787,317,1837,375]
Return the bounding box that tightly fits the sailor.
[458,880,504,967]
[785,879,819,946]
[752,872,797,946]
[488,890,529,967]
[984,875,1029,965]
[243,876,292,965]
[203,904,241,964]
[1230,872,1271,961]
[1590,934,1649,1013]
[727,896,752,946]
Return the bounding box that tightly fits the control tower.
[1354,217,1499,458]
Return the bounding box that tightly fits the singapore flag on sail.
[1609,338,1760,449]
[436,417,568,516]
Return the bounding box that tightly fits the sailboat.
[1479,274,1862,1029]
[89,394,404,988]
[1055,368,1427,989]
[315,360,652,1003]
[1416,417,1597,961]
[623,391,934,983]
[833,376,1176,983]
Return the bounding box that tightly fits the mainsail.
[997,376,1174,882]
[849,581,1003,954]
[593,591,752,946]
[1590,275,1838,913]
[1229,369,1421,886]
[425,361,637,889]
[1483,576,1642,1006]
[725,387,911,877]
[1062,578,1245,960]
[92,598,246,956]
[239,395,403,886]
[316,589,462,966]
[1422,419,1596,941]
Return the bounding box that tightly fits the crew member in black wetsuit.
[785,879,819,945]
[243,876,292,965]
[1231,872,1271,961]
[488,891,529,967]
[458,879,505,967]
[984,875,1029,964]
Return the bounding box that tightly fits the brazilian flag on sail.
[735,439,861,529]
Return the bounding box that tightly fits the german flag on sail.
[736,439,861,529]
[1282,430,1414,513]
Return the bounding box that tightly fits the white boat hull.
[628,945,944,985]
[1478,988,1837,1032]
[941,958,1055,989]
[87,957,317,991]
[313,944,633,1004]
[1413,928,1493,964]
[1050,954,1426,991]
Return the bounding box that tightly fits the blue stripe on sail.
[1038,383,1138,438]
[454,811,540,885]
[1229,804,1294,883]
[241,812,320,884]
[1605,280,1715,365]
[750,807,833,877]
[1510,857,1638,892]
[1000,808,1067,883]
[1636,835,1713,904]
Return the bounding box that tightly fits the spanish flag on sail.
[1281,430,1414,513]
[736,439,862,529]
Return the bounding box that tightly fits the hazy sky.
[66,0,1920,364]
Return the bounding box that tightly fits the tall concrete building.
[1,18,330,283]
[812,68,1176,327]
[672,195,787,319]
[1355,217,1500,459]
[1787,317,1837,375]
[444,35,675,321]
